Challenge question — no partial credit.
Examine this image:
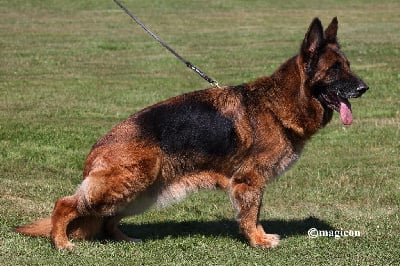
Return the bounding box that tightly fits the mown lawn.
[1,0,399,265]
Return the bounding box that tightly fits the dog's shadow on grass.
[119,216,335,242]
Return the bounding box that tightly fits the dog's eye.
[330,61,342,73]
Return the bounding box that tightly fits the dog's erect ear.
[301,18,324,56]
[301,18,325,74]
[325,17,338,43]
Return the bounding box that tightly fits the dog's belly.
[118,171,222,216]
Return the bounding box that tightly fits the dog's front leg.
[230,170,279,248]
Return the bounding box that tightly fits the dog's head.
[300,17,368,125]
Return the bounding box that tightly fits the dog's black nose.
[356,82,369,94]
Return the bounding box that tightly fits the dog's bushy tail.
[14,216,103,240]
[14,217,52,237]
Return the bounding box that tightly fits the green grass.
[1,0,399,265]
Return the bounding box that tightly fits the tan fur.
[14,218,52,238]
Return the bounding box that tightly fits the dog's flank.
[15,17,368,250]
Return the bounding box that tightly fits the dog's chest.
[272,150,301,178]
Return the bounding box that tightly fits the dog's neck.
[243,55,329,140]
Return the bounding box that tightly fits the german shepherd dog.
[15,17,368,249]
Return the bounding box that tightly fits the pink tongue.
[339,100,353,125]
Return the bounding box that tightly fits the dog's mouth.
[320,93,353,125]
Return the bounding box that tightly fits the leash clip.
[212,81,221,89]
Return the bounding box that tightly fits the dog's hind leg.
[79,152,161,245]
[50,194,81,250]
[51,171,154,249]
[104,215,141,243]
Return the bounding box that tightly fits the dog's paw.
[250,233,280,249]
[54,240,75,250]
[126,237,142,243]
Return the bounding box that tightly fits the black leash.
[113,0,221,88]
